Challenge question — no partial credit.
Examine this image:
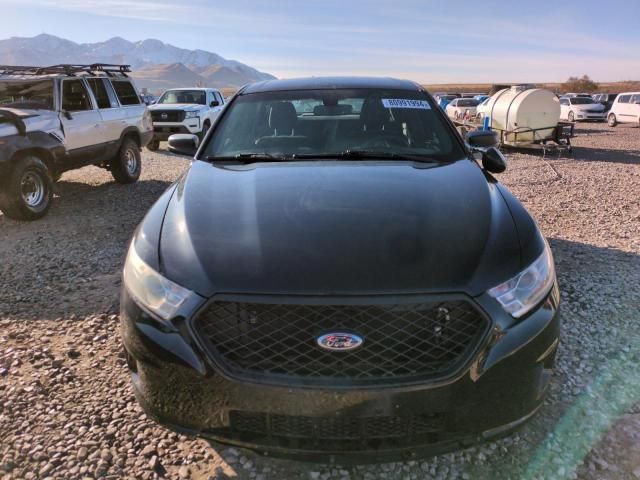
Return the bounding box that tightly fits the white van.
[607,92,640,127]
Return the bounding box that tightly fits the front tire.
[608,113,617,127]
[568,111,575,122]
[199,121,211,143]
[111,137,141,184]
[0,155,53,221]
[146,140,160,151]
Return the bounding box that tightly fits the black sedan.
[120,77,560,462]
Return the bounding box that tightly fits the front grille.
[193,299,489,386]
[228,411,445,443]
[151,110,184,122]
[585,109,603,114]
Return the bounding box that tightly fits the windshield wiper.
[292,150,440,163]
[204,153,292,163]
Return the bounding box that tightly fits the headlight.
[184,111,199,119]
[488,242,556,318]
[123,244,200,321]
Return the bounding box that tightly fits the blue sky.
[1,0,639,83]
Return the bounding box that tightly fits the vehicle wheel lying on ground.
[111,136,141,184]
[0,155,52,220]
[0,64,153,220]
[568,111,575,122]
[608,113,617,127]
[121,77,561,463]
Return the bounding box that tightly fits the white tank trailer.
[485,86,561,146]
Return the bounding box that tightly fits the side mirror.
[210,100,220,107]
[481,147,507,173]
[465,129,498,148]
[168,134,199,157]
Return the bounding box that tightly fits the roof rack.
[0,64,131,77]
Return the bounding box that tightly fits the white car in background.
[607,92,640,127]
[147,87,225,151]
[445,98,480,120]
[559,96,605,122]
[475,97,491,119]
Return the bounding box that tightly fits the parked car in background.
[435,94,458,110]
[607,92,640,127]
[121,76,560,462]
[563,93,593,98]
[559,96,605,122]
[592,93,618,112]
[476,97,491,119]
[140,94,157,105]
[147,87,225,151]
[0,64,152,220]
[446,97,480,120]
[474,94,489,103]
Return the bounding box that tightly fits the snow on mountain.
[0,34,275,89]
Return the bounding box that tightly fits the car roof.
[165,87,212,91]
[241,76,421,94]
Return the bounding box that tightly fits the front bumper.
[152,120,201,141]
[120,285,560,463]
[574,112,605,121]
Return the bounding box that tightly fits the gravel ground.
[1,122,639,480]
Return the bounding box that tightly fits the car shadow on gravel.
[569,145,640,165]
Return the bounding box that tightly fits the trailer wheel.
[0,155,53,220]
[608,113,617,127]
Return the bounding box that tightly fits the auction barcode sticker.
[382,98,431,109]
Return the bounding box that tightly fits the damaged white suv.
[0,64,153,220]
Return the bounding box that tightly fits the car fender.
[0,131,67,178]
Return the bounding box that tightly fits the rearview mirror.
[168,134,199,157]
[465,129,498,148]
[481,147,507,173]
[210,100,220,107]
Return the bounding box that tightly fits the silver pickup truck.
[0,64,153,220]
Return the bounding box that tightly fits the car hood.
[159,159,525,298]
[149,103,204,111]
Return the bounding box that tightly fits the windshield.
[204,88,465,161]
[571,98,595,105]
[0,79,55,110]
[157,90,206,105]
[457,99,480,107]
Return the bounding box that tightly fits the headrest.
[360,98,390,131]
[269,102,297,134]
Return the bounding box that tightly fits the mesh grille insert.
[228,411,446,444]
[194,300,488,386]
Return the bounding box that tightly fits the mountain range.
[0,34,275,91]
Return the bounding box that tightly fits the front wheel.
[568,111,575,122]
[111,137,141,184]
[198,121,211,143]
[0,155,53,220]
[608,113,617,127]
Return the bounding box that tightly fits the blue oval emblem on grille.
[317,333,364,351]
